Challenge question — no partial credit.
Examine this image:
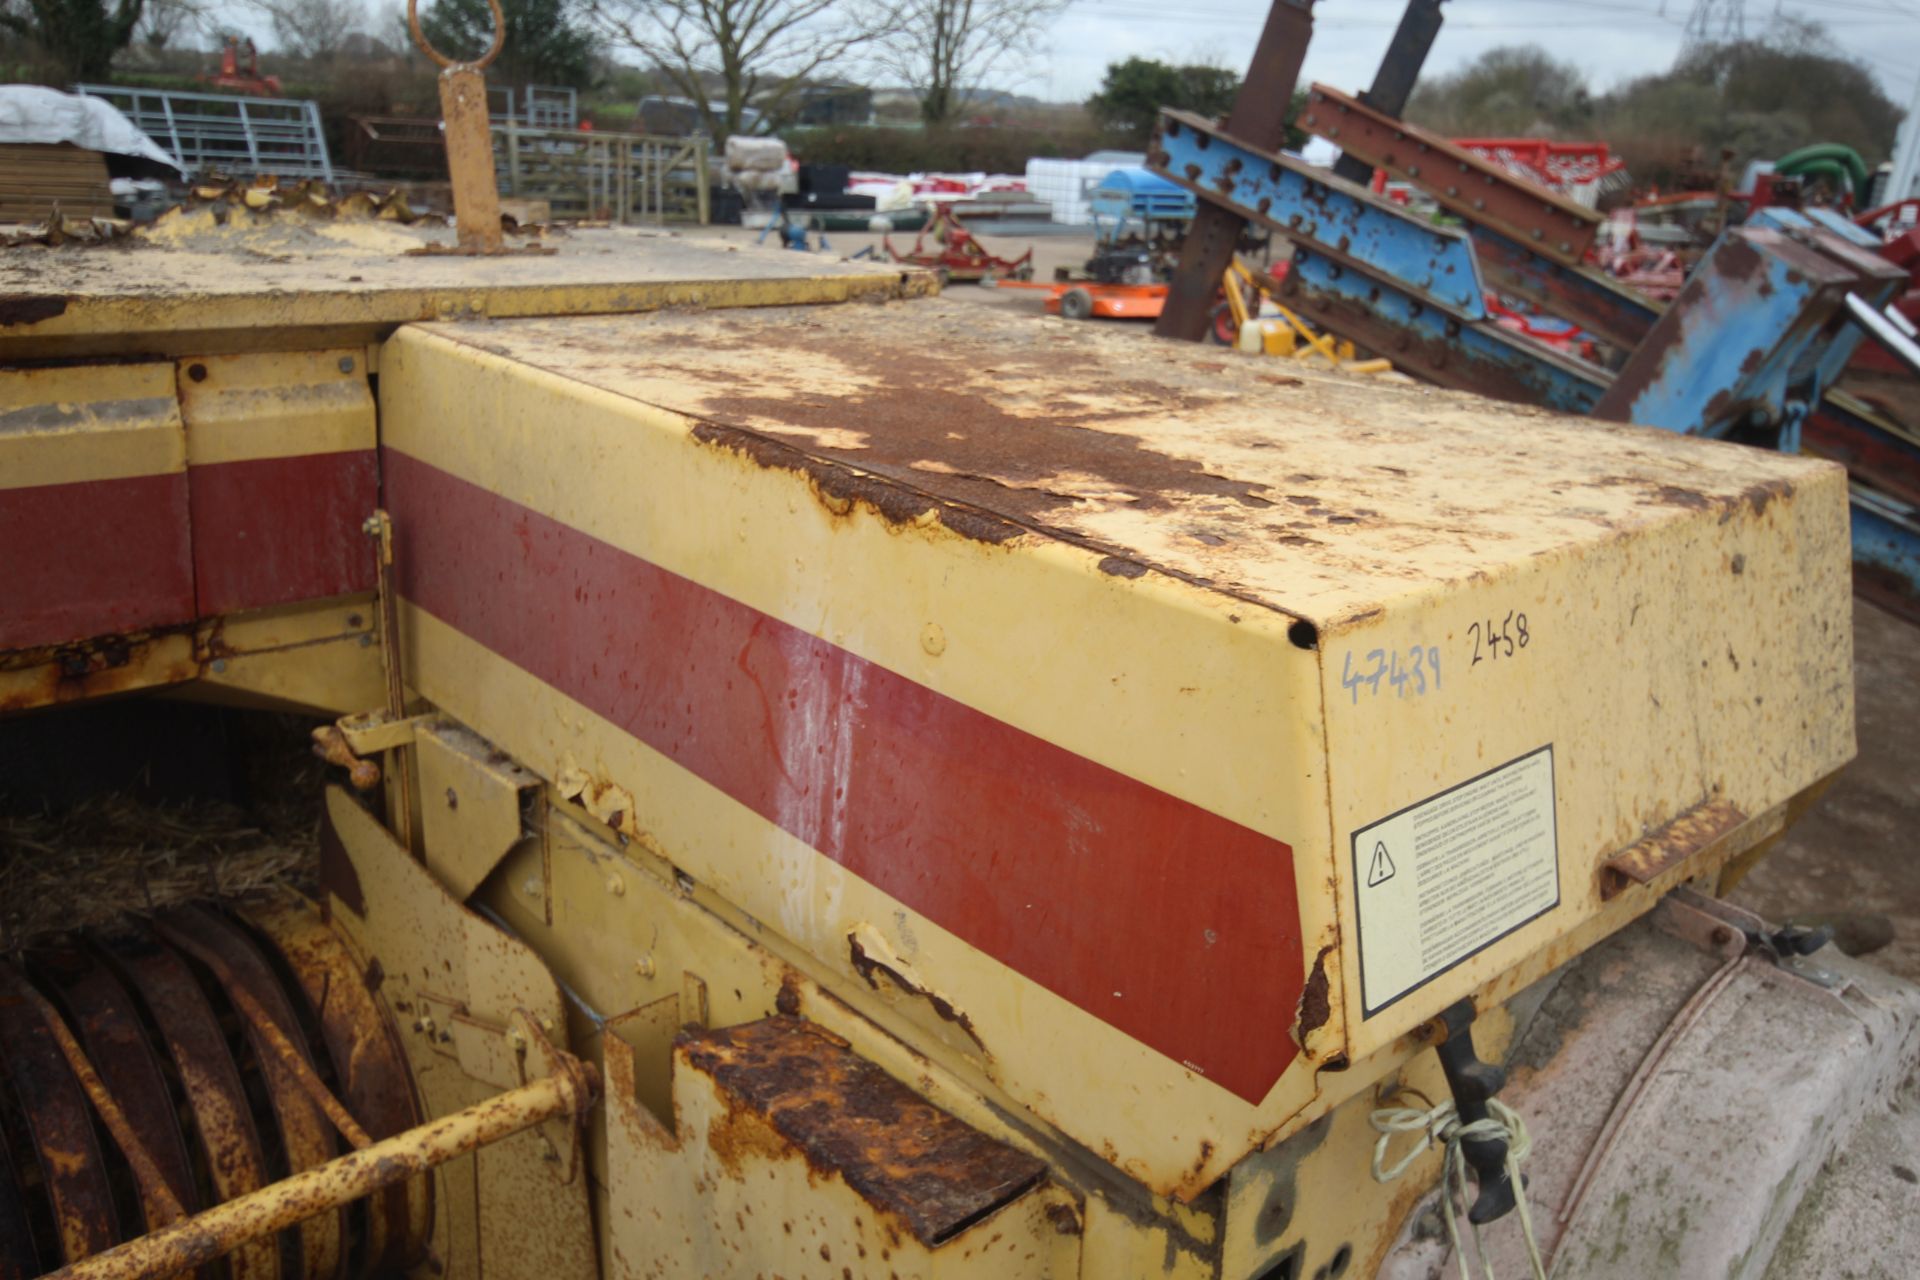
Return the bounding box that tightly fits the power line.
[1684,0,1746,48]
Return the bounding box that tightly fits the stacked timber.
[0,142,114,222]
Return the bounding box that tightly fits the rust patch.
[847,935,985,1051]
[107,935,276,1280]
[1648,485,1713,511]
[686,334,1274,534]
[1096,556,1150,579]
[692,420,1025,547]
[1742,478,1793,518]
[245,900,428,1271]
[42,949,201,1231]
[0,630,200,717]
[0,295,68,327]
[161,904,355,1278]
[1045,1200,1082,1235]
[0,964,120,1263]
[1599,798,1750,899]
[1294,944,1334,1042]
[681,1017,1046,1245]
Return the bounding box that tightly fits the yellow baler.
[0,227,1891,1280]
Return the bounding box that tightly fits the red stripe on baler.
[385,448,1305,1102]
[190,452,378,616]
[0,473,194,650]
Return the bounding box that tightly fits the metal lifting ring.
[407,0,505,71]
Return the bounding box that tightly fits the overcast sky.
[1028,0,1920,110]
[220,0,1919,113]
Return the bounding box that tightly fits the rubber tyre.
[1208,301,1238,346]
[1059,287,1095,321]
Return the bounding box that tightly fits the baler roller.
[0,904,429,1280]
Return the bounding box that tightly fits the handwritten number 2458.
[1342,645,1441,703]
[1467,612,1530,667]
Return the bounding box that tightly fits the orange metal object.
[993,279,1167,320]
[407,0,506,255]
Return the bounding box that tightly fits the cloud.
[1036,0,1917,107]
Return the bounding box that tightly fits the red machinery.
[883,206,1033,283]
[1453,138,1627,193]
[202,37,283,97]
[1851,199,1920,378]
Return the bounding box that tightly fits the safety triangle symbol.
[1367,841,1397,888]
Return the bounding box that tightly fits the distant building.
[792,85,873,127]
[637,96,765,138]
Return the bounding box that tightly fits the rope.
[1371,1097,1547,1280]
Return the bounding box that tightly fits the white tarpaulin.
[0,85,183,175]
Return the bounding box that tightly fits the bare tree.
[586,0,896,138]
[134,0,211,48]
[881,0,1064,126]
[245,0,365,61]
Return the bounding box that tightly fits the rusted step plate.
[680,1017,1046,1245]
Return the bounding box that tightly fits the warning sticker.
[1353,747,1559,1018]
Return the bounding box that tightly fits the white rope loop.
[1370,1098,1547,1280]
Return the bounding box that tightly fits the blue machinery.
[1149,84,1920,621]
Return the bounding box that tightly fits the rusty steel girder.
[1156,0,1317,341]
[1300,83,1601,264]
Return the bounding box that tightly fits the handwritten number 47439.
[1342,644,1442,704]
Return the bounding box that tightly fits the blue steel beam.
[1153,110,1488,317]
[1467,226,1661,354]
[1278,251,1609,411]
[1851,486,1920,623]
[1595,226,1906,441]
[1151,110,1613,404]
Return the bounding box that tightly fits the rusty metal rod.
[154,922,374,1151]
[41,1062,599,1280]
[3,967,187,1228]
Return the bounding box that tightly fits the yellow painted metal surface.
[0,597,381,717]
[0,362,182,489]
[375,298,1854,1203]
[323,787,601,1280]
[0,228,933,360]
[320,759,1471,1278]
[177,348,373,465]
[193,595,386,713]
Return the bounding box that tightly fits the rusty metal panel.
[685,1017,1047,1245]
[602,1014,1081,1279]
[1598,799,1757,898]
[1300,83,1601,263]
